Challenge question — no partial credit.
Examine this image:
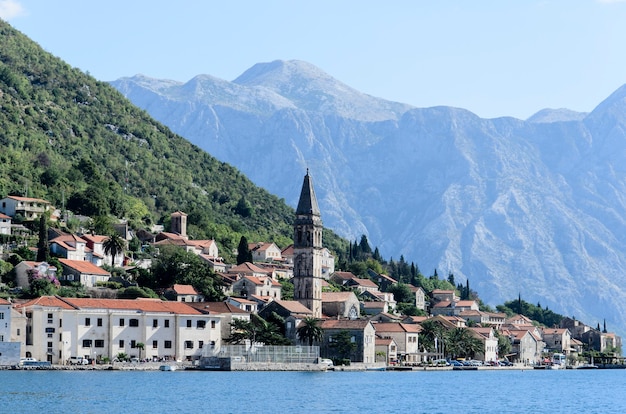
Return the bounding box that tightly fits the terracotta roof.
[4,196,50,204]
[456,300,477,307]
[272,300,313,314]
[229,262,270,274]
[432,300,452,308]
[16,296,77,310]
[281,244,294,256]
[187,301,249,314]
[350,277,378,288]
[172,284,199,295]
[375,337,395,346]
[157,232,186,240]
[171,211,187,217]
[0,298,11,305]
[59,259,110,276]
[403,316,428,324]
[241,276,281,287]
[362,301,386,309]
[0,213,10,219]
[248,242,276,252]
[376,273,397,284]
[432,289,455,294]
[62,297,203,314]
[374,322,422,333]
[81,234,109,244]
[229,297,257,305]
[322,291,357,302]
[332,271,357,281]
[320,319,371,330]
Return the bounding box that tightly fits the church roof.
[295,171,320,216]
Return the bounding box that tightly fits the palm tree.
[297,317,324,346]
[103,233,126,267]
[418,319,447,353]
[445,327,485,360]
[136,342,145,361]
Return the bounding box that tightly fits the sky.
[2,0,626,119]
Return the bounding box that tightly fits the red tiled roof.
[81,234,109,244]
[273,300,313,314]
[172,284,199,295]
[5,196,50,204]
[320,319,371,330]
[229,262,270,274]
[59,259,110,276]
[62,297,202,314]
[0,213,10,219]
[351,277,378,288]
[187,301,250,314]
[16,296,76,310]
[374,322,422,333]
[322,292,356,302]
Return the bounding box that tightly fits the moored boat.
[159,364,177,371]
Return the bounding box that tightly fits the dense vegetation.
[0,20,303,256]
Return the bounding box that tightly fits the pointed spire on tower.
[296,170,320,216]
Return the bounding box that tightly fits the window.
[119,318,125,327]
[85,318,91,326]
[0,313,4,319]
[153,319,158,328]
[47,313,53,319]
[185,341,193,349]
[131,340,136,348]
[97,318,103,327]
[17,329,20,336]
[198,341,204,348]
[95,340,104,348]
[211,321,216,329]
[164,320,170,328]
[164,341,172,349]
[152,340,158,349]
[59,319,62,328]
[47,341,53,348]
[119,340,124,348]
[82,339,92,347]
[45,327,55,333]
[129,319,139,327]
[197,320,206,329]
[186,320,192,328]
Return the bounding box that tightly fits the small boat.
[159,365,177,371]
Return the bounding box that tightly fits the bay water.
[1,368,623,413]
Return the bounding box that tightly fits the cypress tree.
[36,215,49,262]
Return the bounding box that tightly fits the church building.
[292,170,324,318]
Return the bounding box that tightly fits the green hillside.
[0,20,300,253]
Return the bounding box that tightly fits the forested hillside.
[0,20,309,254]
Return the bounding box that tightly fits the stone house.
[0,213,11,235]
[231,276,282,300]
[165,284,204,303]
[58,259,111,288]
[373,322,422,364]
[248,242,282,262]
[375,336,398,364]
[321,292,360,319]
[319,319,376,364]
[542,327,573,354]
[0,196,52,221]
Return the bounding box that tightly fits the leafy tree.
[103,233,126,267]
[279,277,294,300]
[150,245,224,301]
[388,283,414,304]
[136,342,145,360]
[495,330,512,359]
[28,278,57,297]
[297,317,324,346]
[329,330,357,360]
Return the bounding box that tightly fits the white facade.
[16,297,222,364]
[0,213,11,235]
[0,299,11,343]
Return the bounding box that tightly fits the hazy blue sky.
[2,0,626,119]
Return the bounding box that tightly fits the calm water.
[1,369,624,413]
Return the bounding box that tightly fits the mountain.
[0,21,305,258]
[113,60,626,336]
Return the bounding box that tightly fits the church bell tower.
[293,170,323,318]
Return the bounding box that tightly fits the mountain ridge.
[111,60,626,337]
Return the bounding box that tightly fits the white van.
[68,356,89,365]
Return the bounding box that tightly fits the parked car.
[450,360,464,367]
[432,359,450,366]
